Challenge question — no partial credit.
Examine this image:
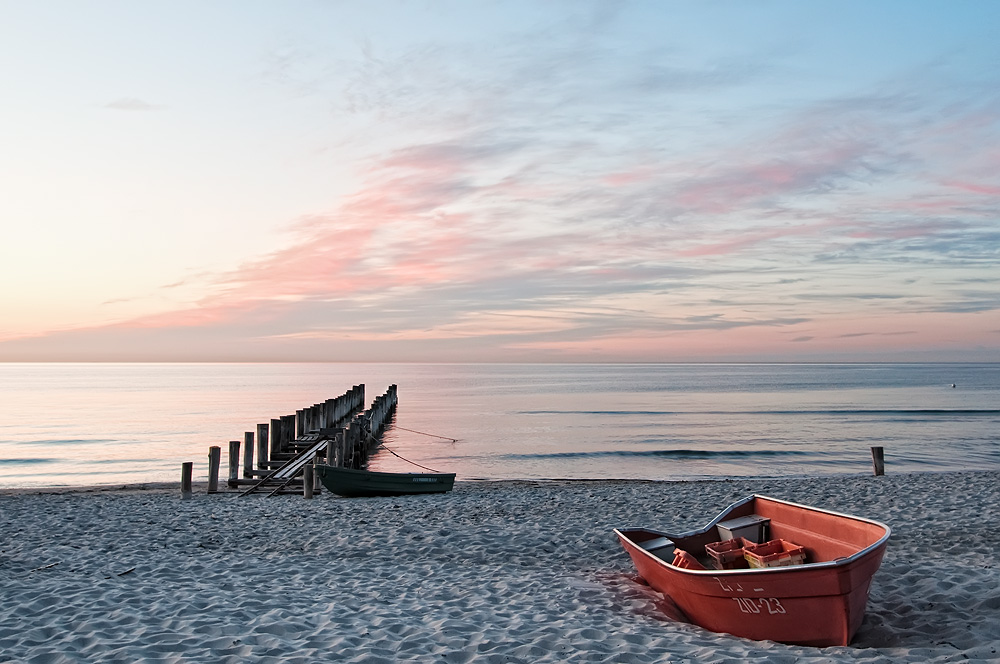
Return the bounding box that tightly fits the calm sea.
[0,363,998,489]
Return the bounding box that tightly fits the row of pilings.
[341,383,398,470]
[186,384,400,497]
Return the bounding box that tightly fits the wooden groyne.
[195,384,399,497]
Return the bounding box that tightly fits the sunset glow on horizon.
[2,1,999,362]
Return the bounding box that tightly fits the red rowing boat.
[615,494,890,646]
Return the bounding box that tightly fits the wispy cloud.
[104,97,164,111]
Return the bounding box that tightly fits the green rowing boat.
[316,464,455,497]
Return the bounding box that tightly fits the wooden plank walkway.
[239,433,332,496]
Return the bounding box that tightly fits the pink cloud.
[845,219,959,241]
[668,129,873,215]
[676,218,846,257]
[602,165,661,187]
[940,179,1000,196]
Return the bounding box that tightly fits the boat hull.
[316,464,455,497]
[615,495,890,646]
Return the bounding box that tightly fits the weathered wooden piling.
[180,462,193,500]
[207,446,221,493]
[326,434,338,469]
[256,423,269,470]
[270,418,282,459]
[280,415,295,455]
[303,462,314,499]
[228,440,240,486]
[871,446,885,476]
[243,432,254,479]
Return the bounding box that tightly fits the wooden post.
[326,436,335,467]
[180,462,193,500]
[256,423,269,470]
[303,462,314,499]
[281,415,295,452]
[871,447,885,476]
[270,418,281,458]
[228,440,240,486]
[296,409,305,438]
[313,453,322,493]
[341,430,350,469]
[349,425,360,468]
[243,432,254,479]
[207,446,221,493]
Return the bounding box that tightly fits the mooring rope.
[363,429,445,473]
[379,444,444,473]
[392,426,458,442]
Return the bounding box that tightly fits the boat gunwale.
[614,493,891,576]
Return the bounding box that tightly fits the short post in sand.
[871,446,885,476]
[180,462,193,500]
[303,461,314,499]
[207,446,221,493]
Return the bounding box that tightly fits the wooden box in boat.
[614,495,890,646]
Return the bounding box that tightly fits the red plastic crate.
[743,539,807,568]
[704,537,751,569]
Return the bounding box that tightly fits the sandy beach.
[1,471,998,663]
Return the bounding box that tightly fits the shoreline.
[2,470,998,662]
[0,466,992,496]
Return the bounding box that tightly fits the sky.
[1,0,999,362]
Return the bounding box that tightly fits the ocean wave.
[18,439,119,446]
[503,449,811,460]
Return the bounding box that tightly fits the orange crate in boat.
[705,537,751,569]
[743,539,807,568]
[671,549,706,570]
